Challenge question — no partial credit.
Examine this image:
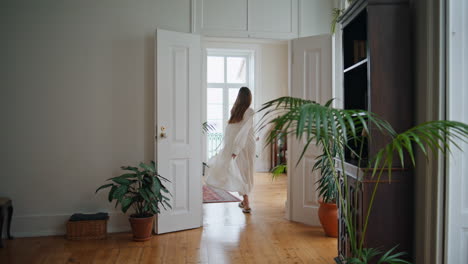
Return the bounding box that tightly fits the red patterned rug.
[203,185,241,203]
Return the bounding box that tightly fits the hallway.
[201,173,337,263]
[0,173,336,264]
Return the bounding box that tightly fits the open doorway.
[199,35,333,229]
[205,49,255,159]
[201,39,289,215]
[154,30,334,245]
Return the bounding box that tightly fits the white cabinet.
[248,0,298,39]
[192,0,298,39]
[298,0,333,37]
[192,0,249,37]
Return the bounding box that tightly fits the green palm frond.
[259,97,396,166]
[376,245,411,264]
[331,8,344,34]
[259,96,468,262]
[256,96,314,134]
[357,121,468,254]
[314,142,339,203]
[371,120,468,178]
[347,247,382,264]
[347,246,410,264]
[202,121,216,134]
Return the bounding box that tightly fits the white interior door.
[446,0,468,262]
[155,29,202,234]
[287,34,332,226]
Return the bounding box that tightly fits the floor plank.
[93,248,119,264]
[115,247,143,264]
[0,173,337,263]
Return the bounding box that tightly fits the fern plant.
[258,96,468,263]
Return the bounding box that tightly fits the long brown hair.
[228,87,252,124]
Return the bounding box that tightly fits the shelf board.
[343,58,368,73]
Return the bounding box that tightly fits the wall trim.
[202,37,287,45]
[9,212,130,238]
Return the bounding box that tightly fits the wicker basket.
[66,219,108,240]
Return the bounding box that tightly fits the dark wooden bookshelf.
[343,58,368,73]
[336,0,414,263]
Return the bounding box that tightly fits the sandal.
[242,207,251,213]
[238,201,245,208]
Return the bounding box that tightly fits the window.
[206,51,254,158]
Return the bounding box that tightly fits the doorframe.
[445,0,467,262]
[286,40,293,220]
[412,0,447,262]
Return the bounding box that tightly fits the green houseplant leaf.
[95,183,113,194]
[271,164,287,180]
[96,161,171,217]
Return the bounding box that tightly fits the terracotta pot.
[129,214,154,241]
[318,200,338,238]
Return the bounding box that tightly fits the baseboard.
[9,212,131,238]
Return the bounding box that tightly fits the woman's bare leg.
[243,195,250,209]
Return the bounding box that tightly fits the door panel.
[288,34,332,226]
[192,0,248,37]
[247,0,298,39]
[155,29,202,234]
[248,0,297,35]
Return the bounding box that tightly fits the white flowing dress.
[204,108,256,196]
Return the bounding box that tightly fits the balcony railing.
[207,132,223,159]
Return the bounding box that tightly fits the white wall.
[0,0,191,237]
[299,0,334,37]
[0,0,290,237]
[256,43,289,171]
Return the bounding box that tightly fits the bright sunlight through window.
[206,51,253,158]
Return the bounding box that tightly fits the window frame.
[206,50,255,132]
[201,42,261,161]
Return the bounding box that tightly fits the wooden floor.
[0,173,337,264]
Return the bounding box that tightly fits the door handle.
[160,126,167,139]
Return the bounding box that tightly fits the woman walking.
[204,87,256,213]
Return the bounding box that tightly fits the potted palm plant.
[314,143,339,238]
[96,161,171,241]
[270,144,339,238]
[259,96,468,263]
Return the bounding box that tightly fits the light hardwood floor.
[0,173,337,264]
